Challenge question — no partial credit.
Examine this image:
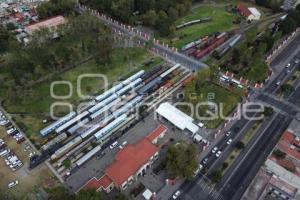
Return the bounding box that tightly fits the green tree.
[209,170,222,183]
[142,10,158,26]
[272,149,286,159]
[166,143,198,179]
[281,84,294,97]
[263,106,274,117]
[235,141,245,149]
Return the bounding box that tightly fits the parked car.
[285,63,291,68]
[8,180,18,188]
[202,157,208,165]
[172,190,181,199]
[212,147,218,154]
[109,141,118,149]
[118,141,128,149]
[216,150,222,157]
[227,139,233,145]
[225,131,231,137]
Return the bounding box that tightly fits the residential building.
[238,4,261,21]
[82,125,168,193]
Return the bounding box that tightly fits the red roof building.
[238,4,252,17]
[25,15,66,34]
[82,125,168,192]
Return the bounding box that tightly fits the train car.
[55,111,90,134]
[138,77,163,95]
[40,112,76,137]
[89,94,118,114]
[51,136,82,160]
[94,114,127,140]
[116,78,143,96]
[41,133,68,151]
[112,96,142,118]
[80,115,114,139]
[90,98,121,120]
[122,70,145,85]
[75,145,101,167]
[67,118,90,135]
[160,64,180,78]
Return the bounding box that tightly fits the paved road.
[78,5,208,72]
[175,54,300,200]
[215,114,292,200]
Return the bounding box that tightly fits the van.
[109,141,118,149]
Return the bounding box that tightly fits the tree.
[209,170,222,183]
[0,27,10,53]
[280,17,297,34]
[281,84,294,97]
[142,10,158,26]
[263,106,274,117]
[75,189,103,200]
[272,149,286,159]
[245,26,258,44]
[48,186,74,200]
[37,0,76,19]
[166,143,198,179]
[235,141,245,149]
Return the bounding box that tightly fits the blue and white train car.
[40,112,76,137]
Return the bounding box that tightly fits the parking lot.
[0,109,59,200]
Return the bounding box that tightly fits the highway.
[78,5,208,72]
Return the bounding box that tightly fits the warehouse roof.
[156,102,199,134]
[147,124,167,143]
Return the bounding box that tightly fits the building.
[156,102,199,134]
[25,15,66,34]
[82,125,168,193]
[243,122,300,199]
[238,4,261,21]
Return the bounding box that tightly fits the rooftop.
[106,138,159,187]
[25,15,65,33]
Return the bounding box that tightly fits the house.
[82,125,168,192]
[25,15,66,34]
[238,4,261,21]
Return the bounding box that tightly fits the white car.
[109,141,118,149]
[216,150,222,157]
[285,63,291,68]
[8,180,18,188]
[212,147,218,154]
[119,141,128,149]
[225,131,231,137]
[227,139,233,145]
[172,190,181,199]
[276,81,281,86]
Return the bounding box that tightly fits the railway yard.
[26,62,201,192]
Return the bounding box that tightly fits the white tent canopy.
[142,189,153,200]
[156,102,199,134]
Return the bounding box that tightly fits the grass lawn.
[184,81,243,129]
[2,48,163,141]
[161,4,237,48]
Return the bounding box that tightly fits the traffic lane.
[256,94,298,116]
[231,115,292,200]
[270,33,300,68]
[264,59,299,93]
[216,114,292,200]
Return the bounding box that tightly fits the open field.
[161,4,237,48]
[184,81,243,129]
[0,127,58,200]
[2,48,163,141]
